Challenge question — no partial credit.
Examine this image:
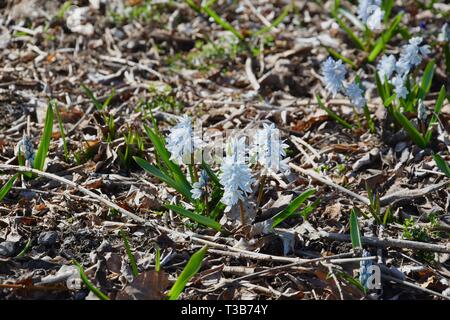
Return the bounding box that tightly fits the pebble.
[0,241,18,257]
[38,231,58,246]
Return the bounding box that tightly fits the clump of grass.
[81,84,116,142]
[118,127,145,169]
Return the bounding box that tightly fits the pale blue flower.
[357,0,383,30]
[366,5,384,30]
[250,123,290,175]
[377,54,396,83]
[396,37,429,76]
[322,57,347,97]
[438,23,449,42]
[346,82,366,110]
[417,99,427,122]
[391,75,408,99]
[166,116,202,165]
[192,170,208,200]
[17,134,35,167]
[359,250,373,289]
[219,137,254,212]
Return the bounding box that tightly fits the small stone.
[38,231,58,246]
[0,241,18,257]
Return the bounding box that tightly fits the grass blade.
[254,4,291,36]
[155,245,161,272]
[81,83,102,110]
[382,0,394,22]
[34,102,54,171]
[54,101,69,162]
[134,156,193,202]
[165,204,222,231]
[298,199,320,220]
[375,72,387,102]
[73,261,110,300]
[393,111,427,148]
[202,6,244,42]
[334,15,365,50]
[119,229,139,278]
[16,238,32,258]
[368,12,403,62]
[350,208,362,250]
[272,188,316,227]
[167,245,207,300]
[0,174,18,202]
[433,154,450,178]
[425,85,446,143]
[417,60,435,100]
[316,95,353,129]
[327,47,356,68]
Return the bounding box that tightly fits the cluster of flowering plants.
[375,48,446,149]
[134,115,316,231]
[317,56,375,132]
[331,0,404,64]
[0,101,56,202]
[318,35,448,151]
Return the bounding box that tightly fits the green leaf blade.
[433,154,450,178]
[316,95,353,129]
[134,156,193,202]
[368,12,403,61]
[34,102,54,171]
[350,209,362,250]
[165,204,222,231]
[167,245,208,300]
[393,111,427,148]
[0,174,18,202]
[272,188,316,228]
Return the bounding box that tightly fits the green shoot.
[16,238,32,258]
[272,188,316,228]
[165,204,222,231]
[433,154,450,178]
[350,208,362,250]
[316,95,353,129]
[0,174,18,202]
[120,229,139,278]
[73,261,110,300]
[34,102,54,171]
[167,245,207,300]
[53,101,70,162]
[155,245,161,273]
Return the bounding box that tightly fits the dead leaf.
[116,271,170,300]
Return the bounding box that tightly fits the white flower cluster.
[166,115,202,165]
[321,57,367,111]
[377,37,430,100]
[16,134,35,167]
[322,57,347,97]
[219,137,254,212]
[438,23,449,42]
[250,123,290,176]
[165,117,289,212]
[357,0,384,30]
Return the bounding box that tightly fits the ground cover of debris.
[0,0,449,300]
